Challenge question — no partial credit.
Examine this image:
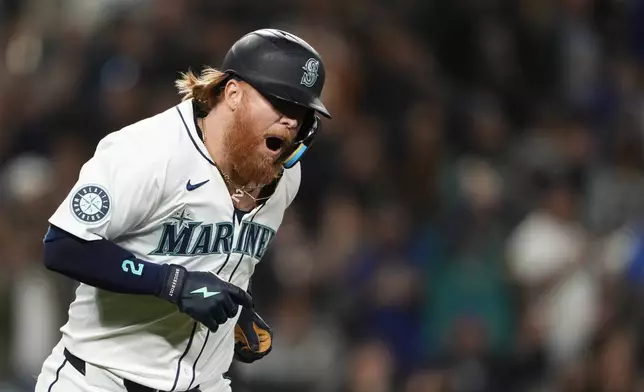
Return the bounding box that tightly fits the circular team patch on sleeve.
[70,185,111,224]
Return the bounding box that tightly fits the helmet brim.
[306,97,331,119]
[226,70,332,119]
[261,89,331,119]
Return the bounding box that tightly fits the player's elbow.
[42,225,80,272]
[42,236,65,272]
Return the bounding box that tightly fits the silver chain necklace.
[213,162,269,203]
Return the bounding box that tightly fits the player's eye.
[266,96,307,123]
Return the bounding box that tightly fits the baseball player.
[34,28,330,392]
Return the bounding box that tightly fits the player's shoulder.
[280,162,301,207]
[282,162,301,186]
[94,100,193,161]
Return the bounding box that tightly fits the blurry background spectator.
[2,0,644,391]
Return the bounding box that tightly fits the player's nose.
[279,116,299,136]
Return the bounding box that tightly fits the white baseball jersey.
[47,99,300,391]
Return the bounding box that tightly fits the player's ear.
[223,79,243,111]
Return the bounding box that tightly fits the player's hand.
[159,264,253,332]
[234,307,273,363]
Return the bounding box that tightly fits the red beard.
[224,102,281,185]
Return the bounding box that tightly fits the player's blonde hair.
[175,67,230,110]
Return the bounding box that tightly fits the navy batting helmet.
[221,28,331,168]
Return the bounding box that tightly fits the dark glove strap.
[159,264,187,304]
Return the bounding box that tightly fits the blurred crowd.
[2,0,644,391]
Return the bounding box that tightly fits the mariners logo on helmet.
[300,58,320,88]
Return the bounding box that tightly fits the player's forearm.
[43,225,169,296]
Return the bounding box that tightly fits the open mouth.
[265,136,286,152]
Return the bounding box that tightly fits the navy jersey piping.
[216,209,238,275]
[170,321,198,391]
[47,359,67,392]
[176,107,215,167]
[228,204,265,282]
[187,331,210,390]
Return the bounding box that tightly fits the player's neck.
[200,114,262,210]
[200,112,246,186]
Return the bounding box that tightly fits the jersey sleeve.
[48,133,166,241]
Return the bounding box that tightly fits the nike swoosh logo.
[186,179,209,191]
[190,287,220,298]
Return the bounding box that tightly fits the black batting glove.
[159,264,253,332]
[234,307,273,363]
